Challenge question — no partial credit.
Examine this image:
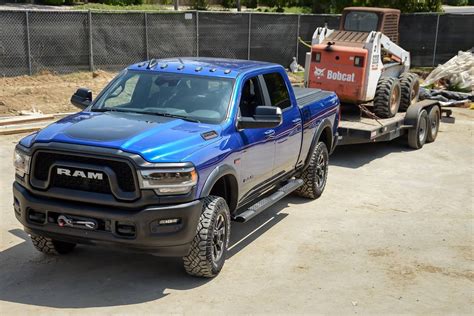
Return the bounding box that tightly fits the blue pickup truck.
[13,58,340,277]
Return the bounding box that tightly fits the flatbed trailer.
[337,100,450,149]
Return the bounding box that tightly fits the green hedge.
[42,0,65,5]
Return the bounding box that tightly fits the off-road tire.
[30,234,76,255]
[373,77,401,118]
[183,196,231,278]
[426,106,440,143]
[408,109,429,149]
[399,73,420,112]
[294,142,329,199]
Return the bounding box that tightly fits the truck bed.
[293,87,334,108]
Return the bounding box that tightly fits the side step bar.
[234,179,304,223]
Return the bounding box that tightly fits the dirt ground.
[0,71,307,116]
[0,71,116,115]
[0,106,472,314]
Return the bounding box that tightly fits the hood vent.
[201,130,218,140]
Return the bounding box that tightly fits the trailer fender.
[404,100,439,128]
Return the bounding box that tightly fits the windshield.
[93,71,234,124]
[344,11,379,32]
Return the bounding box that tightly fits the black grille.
[33,151,135,193]
[51,166,112,194]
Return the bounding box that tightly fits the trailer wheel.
[30,234,76,255]
[373,77,401,118]
[294,142,328,199]
[408,109,429,149]
[399,73,420,112]
[426,106,440,143]
[183,196,231,278]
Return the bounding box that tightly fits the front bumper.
[13,182,202,257]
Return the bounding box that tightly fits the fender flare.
[200,164,239,199]
[303,118,333,170]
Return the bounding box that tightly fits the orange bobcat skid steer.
[304,7,420,118]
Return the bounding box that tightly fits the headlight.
[13,148,31,177]
[138,166,197,195]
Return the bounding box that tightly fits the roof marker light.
[147,59,157,69]
[160,63,168,69]
[209,68,217,72]
[177,65,185,70]
[195,66,203,72]
[224,69,231,74]
[138,62,146,67]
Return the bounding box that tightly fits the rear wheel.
[427,106,440,143]
[294,141,328,199]
[373,77,401,118]
[399,73,420,112]
[30,234,76,255]
[183,196,231,278]
[408,109,429,149]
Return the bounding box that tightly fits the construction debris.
[419,88,473,107]
[422,50,474,93]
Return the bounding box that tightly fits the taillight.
[312,52,321,63]
[354,56,364,67]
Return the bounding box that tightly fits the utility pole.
[174,0,179,11]
[237,0,241,12]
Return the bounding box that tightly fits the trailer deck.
[337,100,443,147]
[338,112,407,145]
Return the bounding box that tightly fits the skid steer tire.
[183,196,231,278]
[373,77,401,118]
[399,73,420,112]
[30,234,76,255]
[294,142,329,200]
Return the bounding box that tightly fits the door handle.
[264,129,275,138]
[292,118,302,125]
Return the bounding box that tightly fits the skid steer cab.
[305,7,419,119]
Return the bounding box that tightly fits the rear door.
[262,72,302,175]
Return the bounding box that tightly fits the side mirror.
[237,106,282,129]
[71,88,92,109]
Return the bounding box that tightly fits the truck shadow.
[330,137,412,168]
[0,199,293,308]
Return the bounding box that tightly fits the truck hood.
[28,111,221,162]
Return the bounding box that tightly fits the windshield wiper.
[147,111,201,123]
[91,107,201,123]
[90,107,134,113]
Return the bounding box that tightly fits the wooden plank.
[0,126,44,135]
[0,115,54,127]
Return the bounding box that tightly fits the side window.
[104,75,139,108]
[263,73,291,110]
[239,77,264,117]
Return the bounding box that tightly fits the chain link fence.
[0,10,473,77]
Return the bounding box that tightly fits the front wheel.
[30,234,76,255]
[294,141,329,199]
[373,77,401,118]
[183,196,231,278]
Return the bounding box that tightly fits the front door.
[262,72,302,175]
[238,76,276,197]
